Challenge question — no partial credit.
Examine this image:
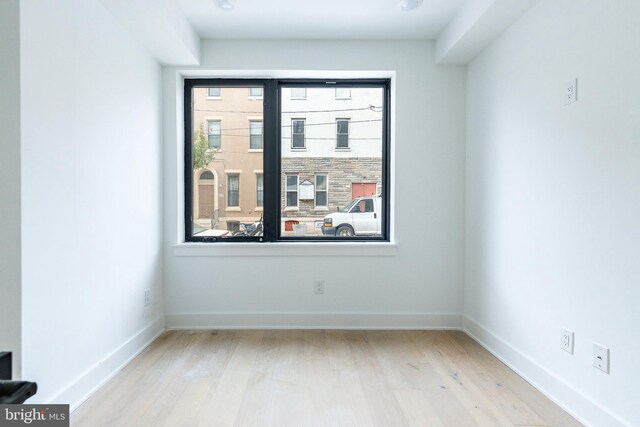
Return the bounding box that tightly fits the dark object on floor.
[0,380,38,404]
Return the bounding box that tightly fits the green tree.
[193,124,216,170]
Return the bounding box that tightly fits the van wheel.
[336,226,354,237]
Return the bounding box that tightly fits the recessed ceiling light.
[400,0,424,11]
[217,0,234,11]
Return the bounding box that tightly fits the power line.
[194,105,383,114]
[207,118,382,133]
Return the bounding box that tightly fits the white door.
[350,199,377,234]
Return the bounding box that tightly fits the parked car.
[321,197,382,236]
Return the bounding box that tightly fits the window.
[250,121,263,150]
[256,174,264,207]
[184,79,390,242]
[315,175,328,208]
[227,174,239,207]
[208,87,221,97]
[336,119,349,149]
[286,175,298,207]
[207,120,221,149]
[290,88,306,99]
[291,119,305,149]
[335,88,351,99]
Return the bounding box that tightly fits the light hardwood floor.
[72,330,581,427]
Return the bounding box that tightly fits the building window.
[286,175,298,207]
[256,174,264,207]
[207,120,221,149]
[336,119,349,149]
[335,88,351,99]
[291,119,305,149]
[315,175,328,208]
[250,120,263,150]
[184,79,390,242]
[290,88,306,99]
[227,174,239,207]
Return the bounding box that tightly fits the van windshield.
[341,199,358,213]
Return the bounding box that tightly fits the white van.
[321,197,382,236]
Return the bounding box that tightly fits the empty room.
[0,0,638,426]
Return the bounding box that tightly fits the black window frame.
[184,78,391,243]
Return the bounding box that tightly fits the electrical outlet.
[560,328,574,354]
[145,289,151,307]
[314,280,325,295]
[565,78,577,105]
[593,343,610,374]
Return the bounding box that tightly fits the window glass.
[286,175,298,207]
[291,119,305,149]
[185,80,388,242]
[290,88,307,99]
[280,86,384,237]
[207,120,221,149]
[190,85,264,239]
[227,175,240,207]
[256,174,264,207]
[335,88,351,99]
[315,175,328,208]
[250,121,263,149]
[336,119,349,148]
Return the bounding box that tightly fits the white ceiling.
[177,0,467,40]
[100,0,539,65]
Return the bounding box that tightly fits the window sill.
[173,242,397,257]
[314,207,329,212]
[254,207,263,212]
[284,207,299,212]
[225,207,241,212]
[248,149,263,153]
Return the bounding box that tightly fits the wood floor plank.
[72,330,581,427]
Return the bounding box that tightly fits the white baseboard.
[463,315,626,427]
[48,317,165,411]
[166,312,463,330]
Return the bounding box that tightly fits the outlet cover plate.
[593,343,610,374]
[565,78,577,105]
[560,328,574,354]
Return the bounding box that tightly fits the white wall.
[0,0,22,379]
[465,1,640,425]
[19,0,164,406]
[163,40,467,328]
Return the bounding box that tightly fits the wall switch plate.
[314,280,325,294]
[145,289,151,306]
[593,343,610,374]
[560,328,574,354]
[565,78,578,105]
